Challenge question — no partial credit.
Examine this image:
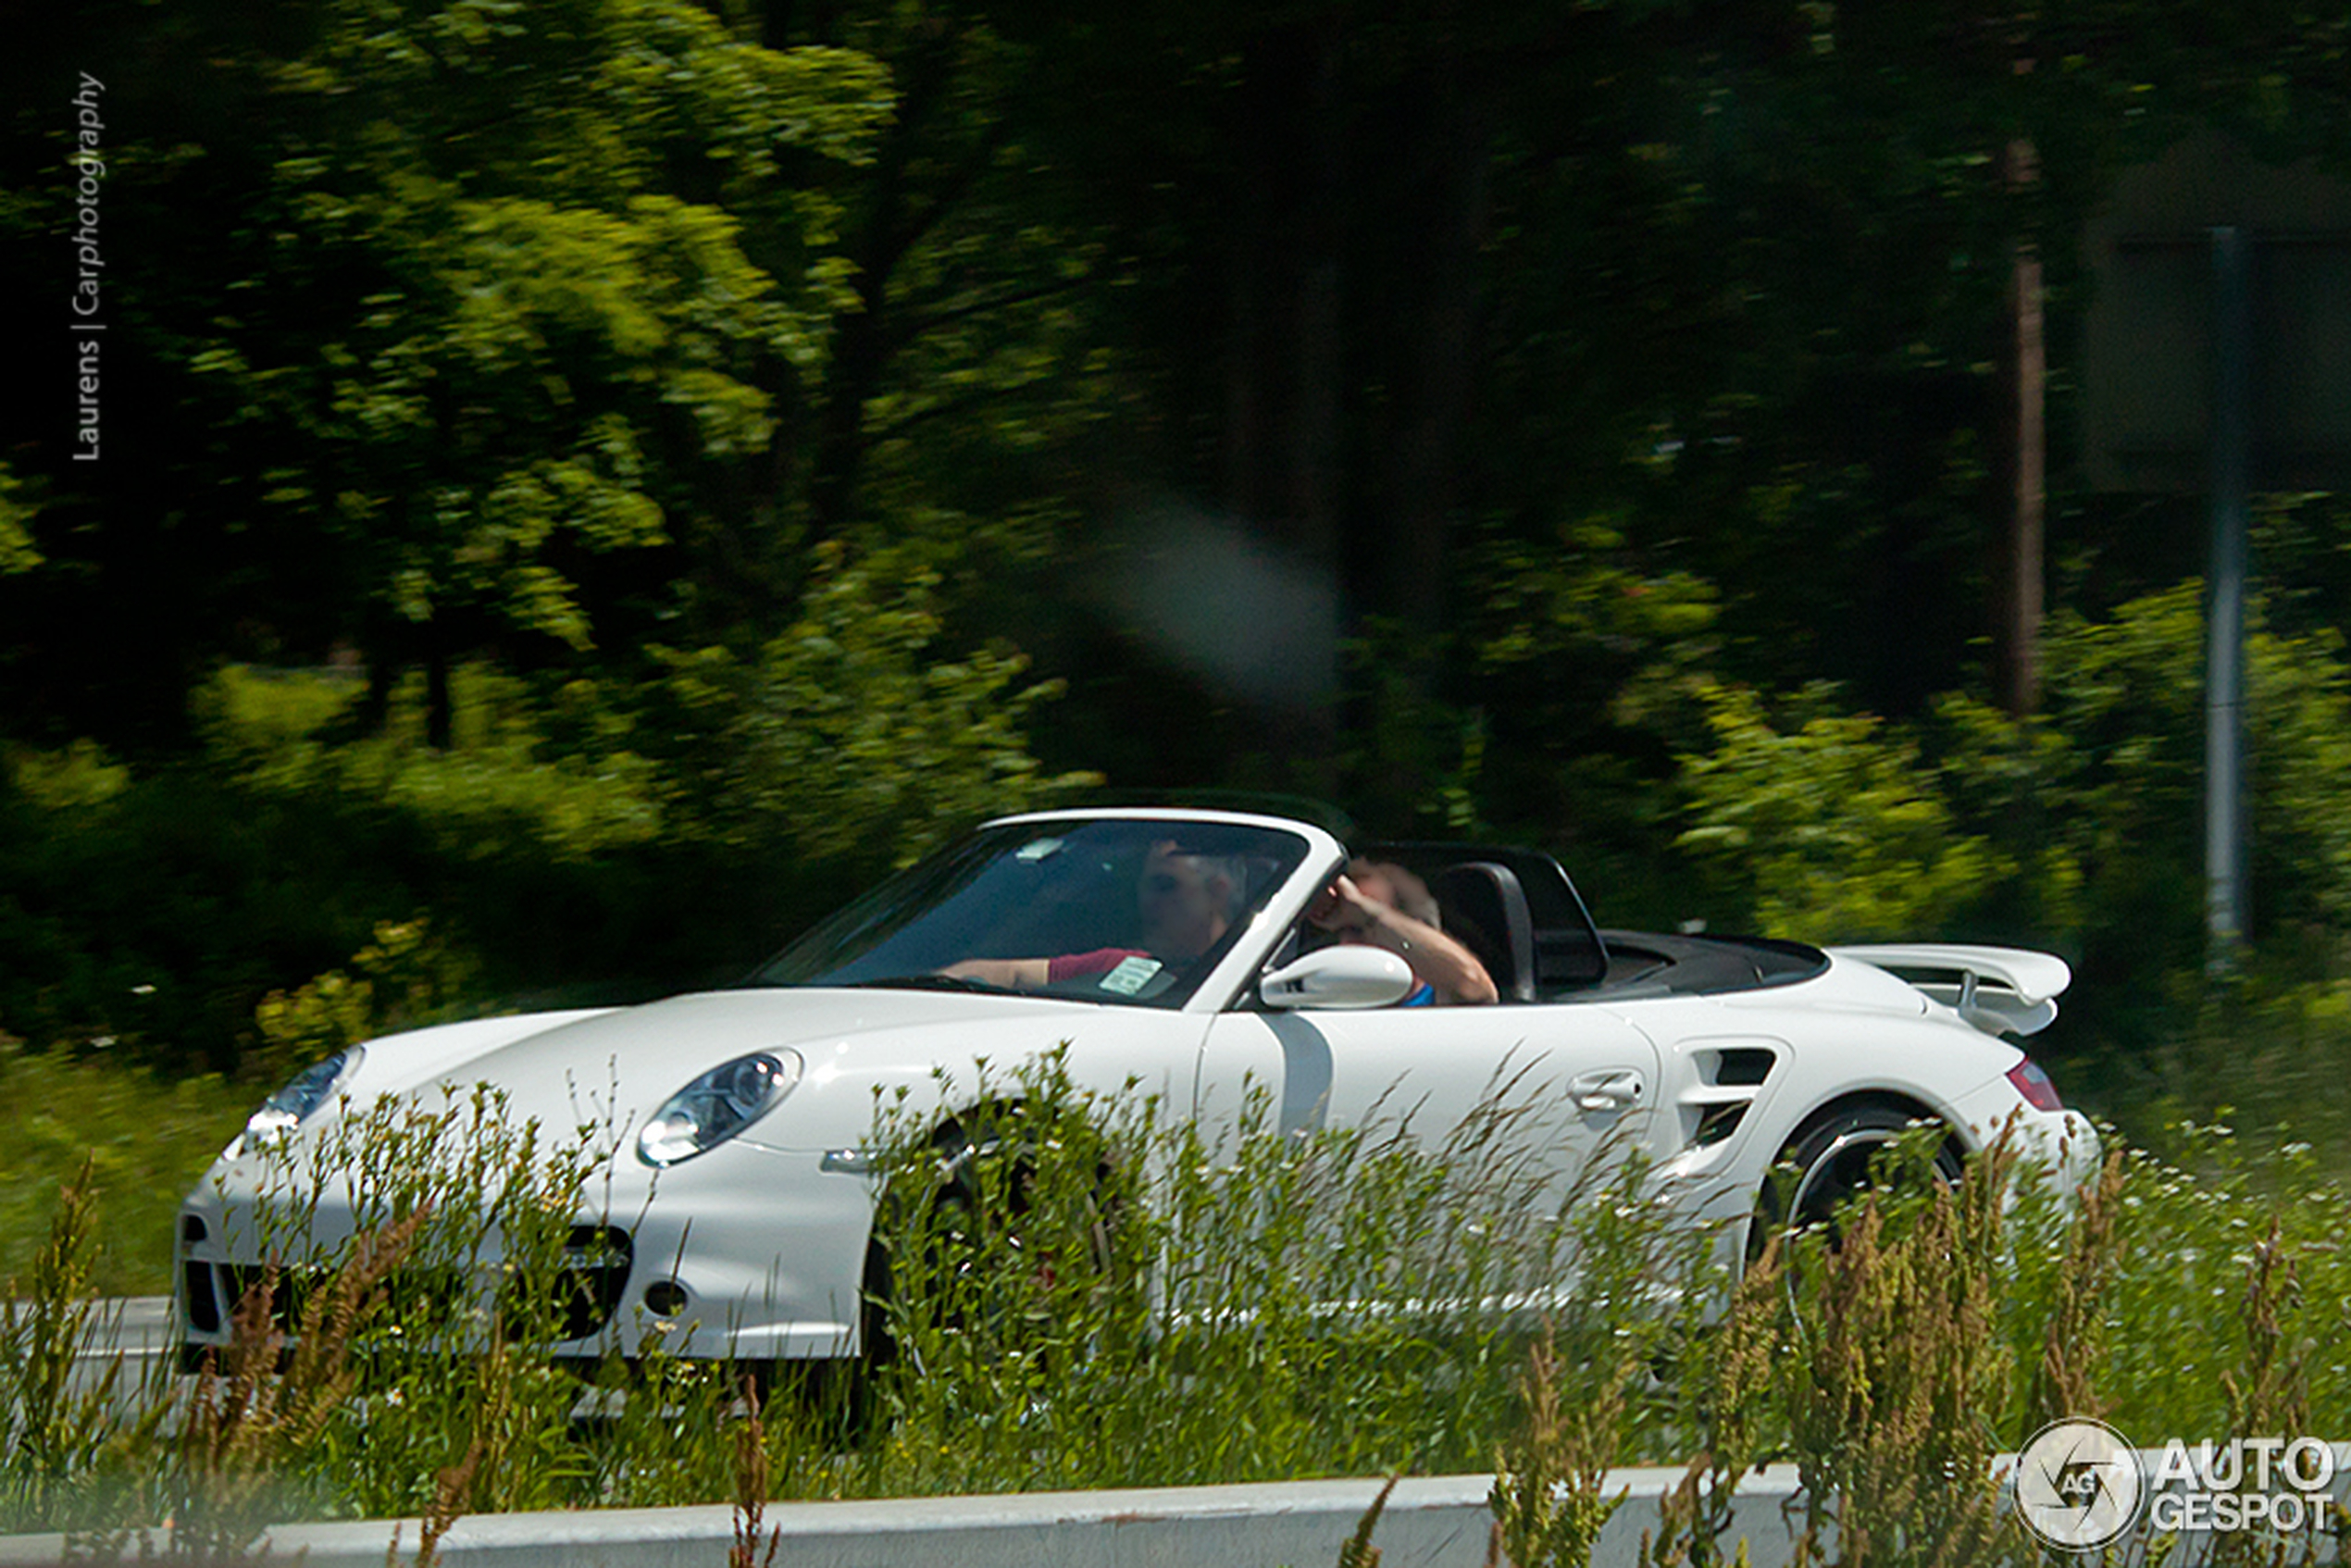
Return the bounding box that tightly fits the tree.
[180,0,889,743]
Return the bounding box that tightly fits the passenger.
[943,840,1245,990]
[1307,859,1499,1006]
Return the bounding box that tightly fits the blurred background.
[3,0,2349,1287]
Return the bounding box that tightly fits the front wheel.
[870,1108,1135,1374]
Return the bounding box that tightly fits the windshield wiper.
[840,974,1022,995]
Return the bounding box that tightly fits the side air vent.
[1677,1043,1783,1150]
[1693,1102,1748,1146]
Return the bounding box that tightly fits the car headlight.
[638,1050,803,1167]
[244,1047,365,1144]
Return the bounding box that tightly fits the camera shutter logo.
[2017,1419,2144,1549]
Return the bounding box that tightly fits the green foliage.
[1617,1119,2351,1567]
[2036,582,2351,947]
[1673,579,2351,1027]
[6,741,131,813]
[0,618,1087,1079]
[1488,1328,1630,1568]
[2064,1123,2351,1448]
[2129,979,2351,1164]
[0,465,41,576]
[1675,679,2020,941]
[0,1163,166,1529]
[655,540,1100,869]
[177,0,893,675]
[238,1089,621,1521]
[1774,1133,2021,1566]
[0,667,665,1076]
[252,918,480,1084]
[1472,514,1723,680]
[206,665,668,865]
[1996,584,2351,1023]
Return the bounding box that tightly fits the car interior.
[1358,842,1827,1004]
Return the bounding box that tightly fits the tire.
[1750,1100,1964,1259]
[872,1107,1127,1367]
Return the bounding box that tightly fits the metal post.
[2206,227,2251,968]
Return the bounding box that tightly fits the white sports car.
[174,804,2097,1369]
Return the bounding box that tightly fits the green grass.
[0,1041,251,1297]
[2104,989,2351,1186]
[3,1052,2348,1566]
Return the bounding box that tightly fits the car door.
[1191,996,1665,1197]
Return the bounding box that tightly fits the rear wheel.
[1751,1100,1965,1259]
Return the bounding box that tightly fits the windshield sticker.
[1014,836,1064,862]
[1099,955,1163,995]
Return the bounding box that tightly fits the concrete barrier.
[0,1468,1818,1568]
[6,1454,2349,1567]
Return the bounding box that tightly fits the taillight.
[2006,1057,2064,1112]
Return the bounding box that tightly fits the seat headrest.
[1430,861,1537,1002]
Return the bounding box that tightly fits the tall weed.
[858,1049,1717,1496]
[6,1064,2346,1559]
[0,1163,167,1532]
[234,1087,625,1519]
[1774,1134,2024,1566]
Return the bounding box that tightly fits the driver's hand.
[1307,875,1364,931]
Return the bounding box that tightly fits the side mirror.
[1261,946,1415,1010]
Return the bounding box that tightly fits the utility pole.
[2083,135,2351,973]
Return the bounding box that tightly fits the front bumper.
[175,1139,881,1365]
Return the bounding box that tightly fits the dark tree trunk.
[803,19,968,539]
[1990,137,2045,716]
[355,641,394,737]
[1207,19,1350,787]
[1286,27,1345,580]
[1386,70,1488,685]
[424,636,454,752]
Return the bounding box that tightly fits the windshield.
[749,817,1315,1008]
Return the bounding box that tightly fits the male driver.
[943,840,1244,989]
[1307,859,1498,1006]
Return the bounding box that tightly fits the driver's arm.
[940,955,1051,989]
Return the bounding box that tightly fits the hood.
[354,986,1127,1151]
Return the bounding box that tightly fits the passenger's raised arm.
[1308,861,1499,1007]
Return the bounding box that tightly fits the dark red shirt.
[1046,947,1151,983]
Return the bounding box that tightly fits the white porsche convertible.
[175,804,2096,1370]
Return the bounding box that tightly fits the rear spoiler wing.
[1826,944,2072,1038]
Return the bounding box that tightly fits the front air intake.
[546,1225,634,1342]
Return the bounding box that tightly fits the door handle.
[1568,1068,1647,1112]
